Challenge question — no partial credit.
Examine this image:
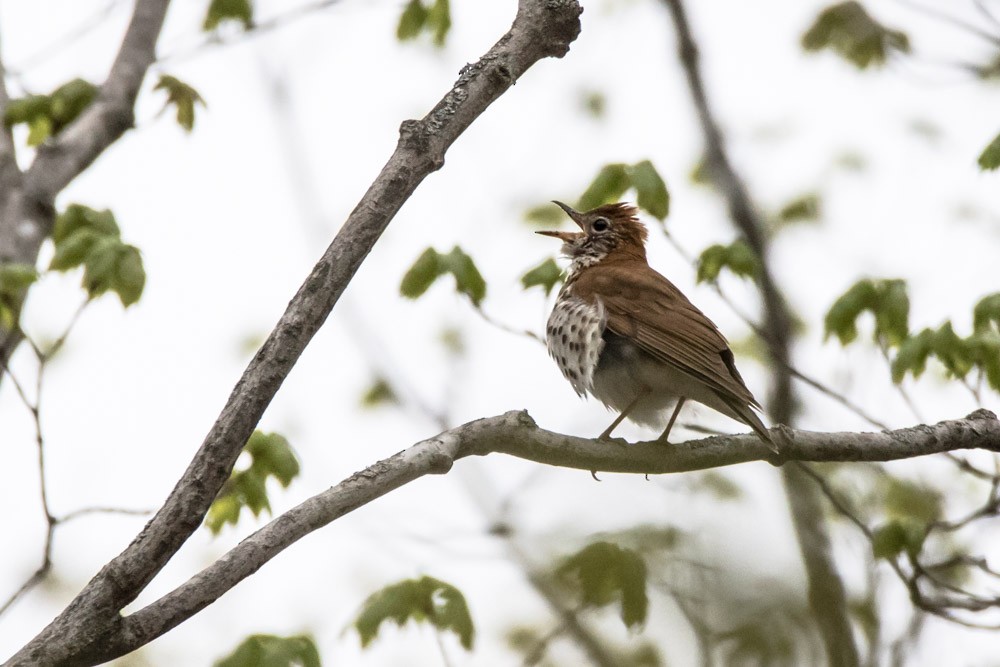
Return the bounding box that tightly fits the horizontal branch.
[102,410,1000,658]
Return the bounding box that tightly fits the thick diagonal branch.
[662,1,859,664]
[4,2,582,665]
[53,410,1000,664]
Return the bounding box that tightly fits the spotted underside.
[545,292,606,396]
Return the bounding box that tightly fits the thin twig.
[895,0,1000,46]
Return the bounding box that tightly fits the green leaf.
[0,263,39,298]
[154,75,206,132]
[891,328,933,383]
[696,240,759,283]
[872,520,925,560]
[823,278,908,347]
[400,248,441,300]
[204,0,253,30]
[26,116,52,146]
[81,237,123,297]
[577,163,630,211]
[802,1,910,69]
[48,78,97,129]
[111,245,146,307]
[426,0,451,46]
[53,204,120,245]
[930,321,973,378]
[630,160,670,220]
[215,634,321,667]
[968,331,1000,392]
[49,228,100,272]
[520,257,563,296]
[3,94,50,128]
[558,541,648,629]
[354,576,475,650]
[206,430,299,534]
[361,377,399,408]
[884,477,942,523]
[439,247,486,306]
[397,0,428,41]
[777,193,821,223]
[3,79,96,145]
[973,293,1000,334]
[581,91,606,119]
[978,131,1000,171]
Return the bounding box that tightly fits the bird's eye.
[592,218,610,232]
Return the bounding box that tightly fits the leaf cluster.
[400,246,486,306]
[206,430,300,534]
[3,78,97,146]
[354,576,474,650]
[49,204,146,307]
[824,278,909,347]
[802,1,910,69]
[215,634,320,667]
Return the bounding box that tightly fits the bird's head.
[537,201,648,263]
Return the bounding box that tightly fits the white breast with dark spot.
[545,293,606,396]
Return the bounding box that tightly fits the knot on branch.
[966,409,998,422]
[517,0,582,59]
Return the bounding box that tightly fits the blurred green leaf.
[53,204,119,244]
[361,377,399,408]
[696,240,759,283]
[973,293,1000,334]
[439,247,486,306]
[0,264,39,298]
[891,328,933,383]
[400,246,486,306]
[520,257,563,296]
[802,1,910,69]
[426,0,451,46]
[206,430,300,534]
[968,331,1000,391]
[630,160,670,220]
[777,193,821,223]
[354,576,474,650]
[872,519,925,560]
[396,0,450,46]
[824,278,908,347]
[204,0,253,30]
[884,477,942,523]
[558,541,648,629]
[400,248,441,300]
[4,79,96,146]
[581,90,606,118]
[578,163,630,211]
[215,634,320,667]
[154,75,206,132]
[978,131,1000,171]
[689,155,712,186]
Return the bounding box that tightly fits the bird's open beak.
[535,201,586,241]
[535,230,582,242]
[551,200,586,229]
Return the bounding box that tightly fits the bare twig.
[895,0,1000,46]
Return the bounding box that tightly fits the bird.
[536,200,773,448]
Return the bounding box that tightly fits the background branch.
[663,0,860,663]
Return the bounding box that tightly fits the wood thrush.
[537,201,773,447]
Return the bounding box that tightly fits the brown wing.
[571,259,760,410]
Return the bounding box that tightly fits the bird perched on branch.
[537,201,773,448]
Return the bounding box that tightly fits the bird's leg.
[599,389,650,440]
[657,397,687,443]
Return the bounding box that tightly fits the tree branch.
[662,1,860,664]
[53,410,1000,663]
[4,2,582,664]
